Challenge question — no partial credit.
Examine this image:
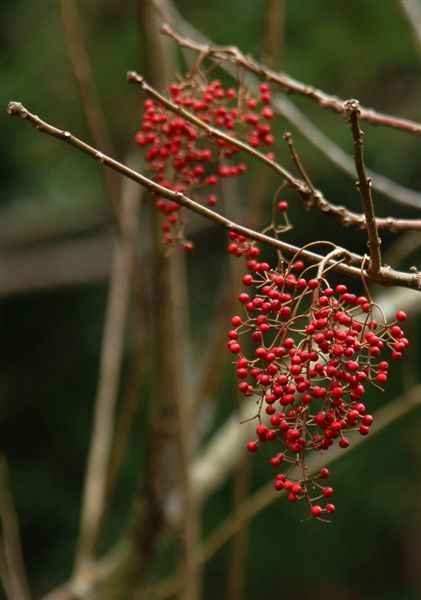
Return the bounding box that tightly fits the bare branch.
[8,101,420,290]
[155,2,421,210]
[273,95,421,210]
[128,72,421,232]
[345,99,382,276]
[161,23,421,136]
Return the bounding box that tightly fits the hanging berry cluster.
[227,246,409,520]
[135,79,276,248]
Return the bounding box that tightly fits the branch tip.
[7,101,25,117]
[126,71,143,85]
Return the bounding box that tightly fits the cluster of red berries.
[135,79,276,247]
[227,248,408,519]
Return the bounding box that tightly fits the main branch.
[7,101,420,290]
[127,71,421,233]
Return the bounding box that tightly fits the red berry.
[247,441,258,453]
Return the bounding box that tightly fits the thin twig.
[345,99,382,276]
[161,23,421,137]
[7,101,420,290]
[127,71,421,232]
[0,457,31,600]
[283,131,315,192]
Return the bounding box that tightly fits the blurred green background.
[1,1,420,598]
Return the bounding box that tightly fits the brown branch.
[345,99,382,276]
[155,3,421,210]
[161,24,421,137]
[126,70,300,190]
[7,102,420,290]
[283,129,421,230]
[0,457,31,600]
[127,71,421,233]
[273,95,421,210]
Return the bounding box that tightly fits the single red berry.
[277,200,288,212]
[311,505,323,517]
[246,441,258,453]
[396,311,407,321]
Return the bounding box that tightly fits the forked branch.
[7,101,420,290]
[127,71,421,233]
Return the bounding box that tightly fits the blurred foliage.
[1,0,420,598]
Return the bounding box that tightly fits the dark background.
[1,1,420,598]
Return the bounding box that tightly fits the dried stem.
[8,101,420,290]
[345,99,382,277]
[161,23,421,137]
[127,71,421,233]
[0,457,30,600]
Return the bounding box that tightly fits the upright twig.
[345,99,382,277]
[0,457,30,600]
[272,95,421,210]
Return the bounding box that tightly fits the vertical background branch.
[59,0,121,218]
